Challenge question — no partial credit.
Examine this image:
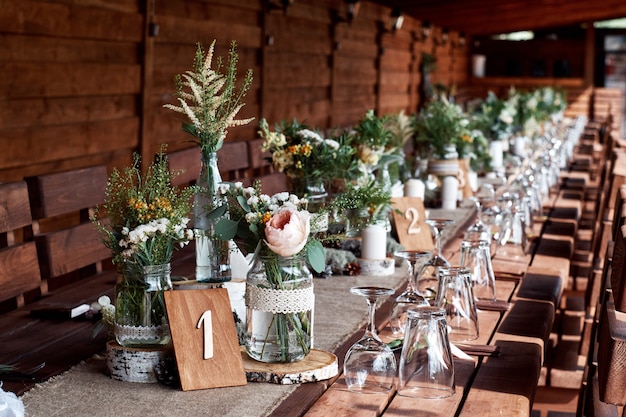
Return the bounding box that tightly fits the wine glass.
[390,250,431,336]
[465,183,495,243]
[344,286,397,393]
[415,219,454,305]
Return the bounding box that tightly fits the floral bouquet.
[332,180,392,237]
[414,96,473,160]
[92,149,196,347]
[212,182,325,362]
[476,91,516,141]
[349,110,398,186]
[258,118,355,204]
[163,40,254,154]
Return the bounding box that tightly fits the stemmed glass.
[465,184,495,243]
[389,250,431,336]
[415,219,454,305]
[344,286,397,393]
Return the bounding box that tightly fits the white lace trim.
[114,323,169,343]
[246,285,314,314]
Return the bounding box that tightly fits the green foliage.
[163,40,254,153]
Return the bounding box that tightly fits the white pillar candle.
[489,140,504,169]
[361,224,387,260]
[441,176,459,210]
[404,178,425,200]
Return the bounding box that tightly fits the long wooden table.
[18,205,564,417]
[270,203,567,417]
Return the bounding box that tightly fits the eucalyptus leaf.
[206,204,228,220]
[214,219,238,240]
[307,240,325,273]
[237,194,251,212]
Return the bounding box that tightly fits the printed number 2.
[405,207,421,235]
[197,310,214,360]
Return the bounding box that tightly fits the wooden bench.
[0,166,117,395]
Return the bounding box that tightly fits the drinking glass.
[465,183,495,243]
[344,286,397,393]
[415,219,454,305]
[496,191,527,259]
[398,306,455,398]
[460,239,497,302]
[390,250,431,336]
[435,266,479,342]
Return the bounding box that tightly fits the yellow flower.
[461,134,473,143]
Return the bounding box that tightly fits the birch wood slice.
[106,340,172,383]
[240,347,338,385]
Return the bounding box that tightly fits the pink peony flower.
[264,207,311,257]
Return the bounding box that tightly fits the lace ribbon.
[246,285,314,314]
[114,323,169,344]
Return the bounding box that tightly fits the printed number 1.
[197,310,214,360]
[405,207,421,235]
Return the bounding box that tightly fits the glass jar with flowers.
[91,149,196,348]
[212,182,325,363]
[258,118,355,212]
[163,40,253,283]
[332,181,392,238]
[414,95,473,176]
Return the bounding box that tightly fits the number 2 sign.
[390,197,434,251]
[164,288,247,391]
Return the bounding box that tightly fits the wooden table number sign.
[164,288,247,391]
[390,197,434,252]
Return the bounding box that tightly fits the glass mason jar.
[292,177,328,213]
[245,251,314,363]
[194,151,231,283]
[114,263,172,348]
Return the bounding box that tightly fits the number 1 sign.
[390,197,434,251]
[164,288,247,391]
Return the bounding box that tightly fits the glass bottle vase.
[114,263,172,348]
[245,250,314,363]
[194,151,231,283]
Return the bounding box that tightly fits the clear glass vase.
[114,263,172,348]
[292,177,328,213]
[245,250,314,363]
[194,151,231,283]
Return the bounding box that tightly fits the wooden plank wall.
[0,0,469,181]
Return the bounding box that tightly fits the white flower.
[234,181,243,189]
[298,129,323,143]
[247,195,259,206]
[324,139,340,150]
[218,183,231,195]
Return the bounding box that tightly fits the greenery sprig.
[163,40,254,154]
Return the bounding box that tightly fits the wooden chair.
[246,138,288,195]
[0,180,41,314]
[26,165,112,292]
[167,142,251,187]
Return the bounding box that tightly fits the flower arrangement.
[476,91,516,141]
[212,181,325,362]
[163,40,254,154]
[349,110,401,185]
[92,151,196,270]
[258,118,356,193]
[332,180,392,236]
[91,149,196,345]
[413,96,473,159]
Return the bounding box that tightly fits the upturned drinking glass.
[435,266,479,342]
[460,239,497,302]
[398,306,455,398]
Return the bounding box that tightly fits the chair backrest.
[168,142,251,187]
[247,138,288,195]
[0,181,41,312]
[26,165,110,292]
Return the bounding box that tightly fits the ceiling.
[369,0,626,36]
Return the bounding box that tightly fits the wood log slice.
[106,340,172,383]
[240,347,338,385]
